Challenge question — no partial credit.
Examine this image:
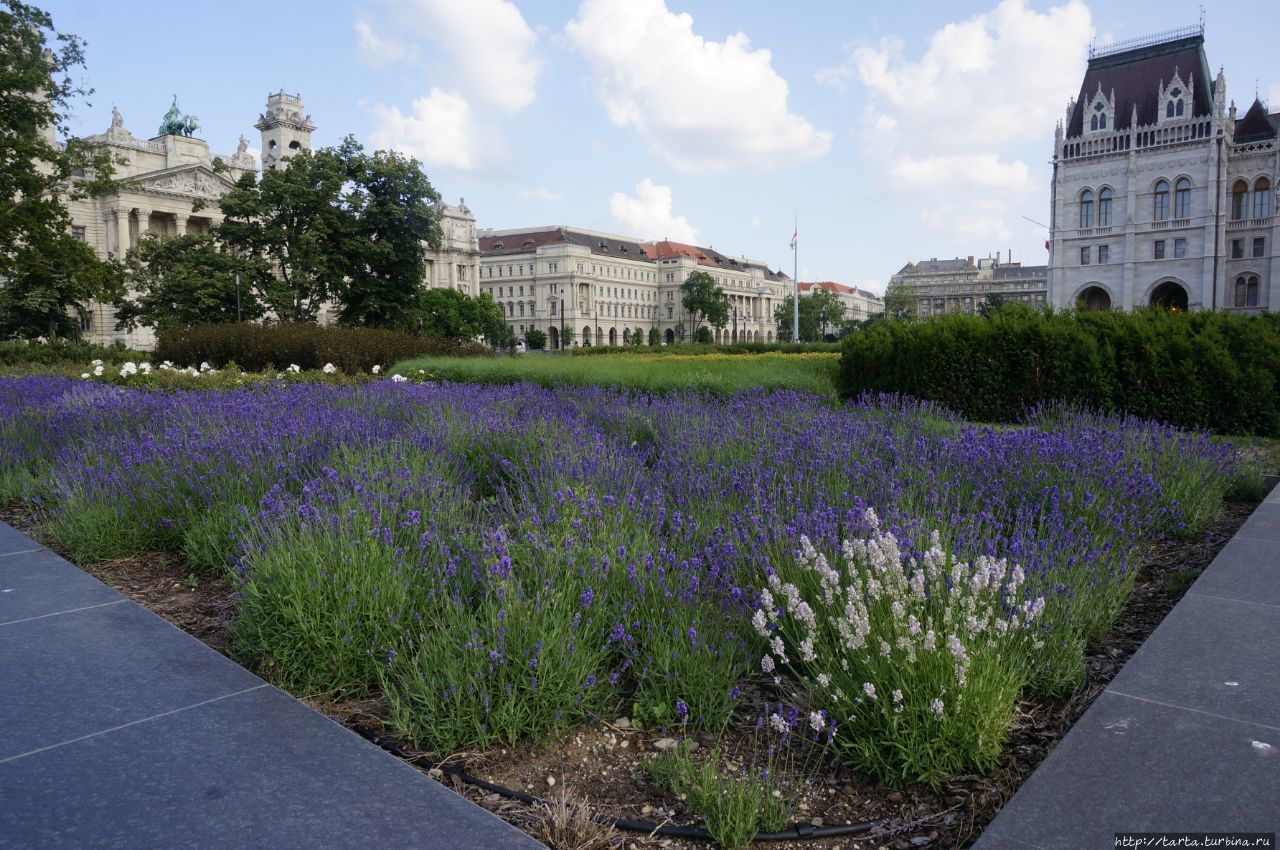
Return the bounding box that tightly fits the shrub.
[0,338,147,369]
[155,323,490,374]
[839,309,1280,436]
[525,328,547,350]
[757,520,1043,787]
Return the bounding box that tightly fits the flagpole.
[792,213,799,343]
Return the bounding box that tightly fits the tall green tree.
[680,270,729,341]
[774,288,846,342]
[0,1,122,338]
[338,147,441,328]
[418,287,507,345]
[114,233,267,332]
[882,284,918,322]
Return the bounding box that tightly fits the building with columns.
[888,256,1049,318]
[1047,25,1279,312]
[477,226,791,348]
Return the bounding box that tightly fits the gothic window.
[1254,178,1272,219]
[1166,88,1185,118]
[1090,101,1107,131]
[1080,189,1094,228]
[1098,187,1113,226]
[1174,178,1191,219]
[1153,180,1170,221]
[1235,275,1259,308]
[1231,180,1249,220]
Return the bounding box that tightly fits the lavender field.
[0,375,1251,789]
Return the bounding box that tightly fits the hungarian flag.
[789,229,797,250]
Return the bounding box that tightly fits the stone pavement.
[0,522,542,849]
[976,487,1280,848]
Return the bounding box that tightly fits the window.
[666,306,673,319]
[549,302,557,316]
[1154,240,1166,260]
[1098,244,1109,264]
[1080,189,1094,228]
[1153,180,1170,221]
[1254,237,1266,258]
[1090,101,1107,131]
[519,286,524,296]
[1174,178,1191,219]
[1080,246,1091,265]
[1173,238,1186,259]
[71,226,86,242]
[80,312,93,333]
[1166,88,1185,118]
[1255,178,1272,219]
[1235,275,1260,308]
[1098,187,1113,226]
[1231,181,1248,220]
[1231,239,1244,259]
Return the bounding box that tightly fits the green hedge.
[0,339,147,367]
[571,342,841,357]
[155,323,491,374]
[839,309,1280,436]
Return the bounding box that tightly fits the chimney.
[967,255,974,267]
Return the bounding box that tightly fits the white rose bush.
[756,510,1045,786]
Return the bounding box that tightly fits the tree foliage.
[524,328,547,350]
[115,233,267,331]
[881,284,917,322]
[0,1,122,338]
[419,287,507,344]
[680,271,729,340]
[774,289,846,342]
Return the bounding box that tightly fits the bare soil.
[0,500,1255,850]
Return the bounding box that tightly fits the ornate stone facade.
[1047,26,1279,312]
[798,282,883,325]
[889,256,1049,317]
[478,227,790,347]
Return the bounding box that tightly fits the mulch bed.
[0,500,1256,849]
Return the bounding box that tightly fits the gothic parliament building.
[65,93,478,349]
[1048,25,1278,313]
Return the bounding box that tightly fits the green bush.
[0,339,147,368]
[571,341,840,357]
[840,309,1280,436]
[155,323,491,374]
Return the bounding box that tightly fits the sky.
[42,0,1279,294]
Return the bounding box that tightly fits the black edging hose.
[356,728,882,842]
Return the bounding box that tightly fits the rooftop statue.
[158,95,200,138]
[111,105,123,128]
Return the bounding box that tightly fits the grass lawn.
[391,351,841,395]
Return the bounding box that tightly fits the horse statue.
[158,95,200,138]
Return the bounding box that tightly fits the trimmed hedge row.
[571,342,842,357]
[155,323,491,374]
[0,339,147,367]
[839,309,1280,436]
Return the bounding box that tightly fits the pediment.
[125,164,239,200]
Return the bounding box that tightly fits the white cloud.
[566,0,831,172]
[609,179,698,242]
[519,188,565,202]
[368,88,500,172]
[362,0,541,113]
[355,20,413,68]
[821,0,1092,244]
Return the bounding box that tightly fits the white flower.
[199,361,212,372]
[119,362,137,377]
[892,689,903,704]
[390,374,408,383]
[92,365,104,376]
[371,364,381,374]
[816,673,831,689]
[322,363,337,374]
[862,682,876,699]
[931,698,945,717]
[138,362,152,374]
[286,364,301,373]
[80,372,89,379]
[809,711,825,732]
[761,655,775,673]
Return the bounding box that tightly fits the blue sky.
[44,0,1278,293]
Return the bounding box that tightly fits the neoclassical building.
[1047,25,1279,312]
[66,92,479,348]
[477,227,791,347]
[888,256,1049,318]
[797,282,883,325]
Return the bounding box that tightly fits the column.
[174,214,188,237]
[113,207,130,257]
[136,209,151,246]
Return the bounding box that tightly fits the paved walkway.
[0,522,541,849]
[977,487,1280,848]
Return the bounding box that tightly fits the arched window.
[1166,88,1185,118]
[1080,189,1094,228]
[1091,101,1107,131]
[1174,178,1191,219]
[1231,180,1249,220]
[1153,180,1170,221]
[1098,187,1113,226]
[1235,275,1260,308]
[1254,178,1272,219]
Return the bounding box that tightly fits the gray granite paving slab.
[973,691,1280,849]
[0,599,262,761]
[0,684,542,849]
[0,547,124,624]
[0,522,38,556]
[1188,534,1280,607]
[1233,500,1280,543]
[1105,592,1280,731]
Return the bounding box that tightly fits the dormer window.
[1090,102,1107,131]
[1165,88,1185,119]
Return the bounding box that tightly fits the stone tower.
[254,91,315,170]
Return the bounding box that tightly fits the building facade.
[66,93,478,348]
[888,256,1049,318]
[798,281,883,325]
[477,227,790,347]
[1047,26,1279,312]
